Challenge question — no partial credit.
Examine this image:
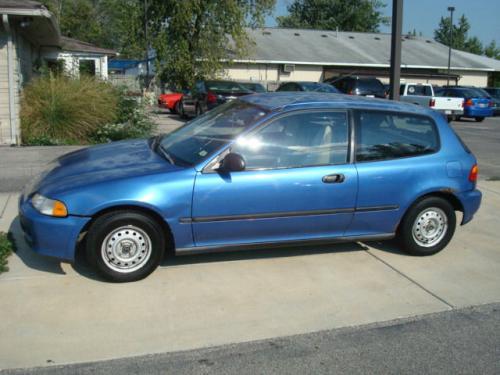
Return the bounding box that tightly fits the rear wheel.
[195,104,203,117]
[475,116,485,122]
[397,197,456,256]
[174,100,181,114]
[86,211,165,282]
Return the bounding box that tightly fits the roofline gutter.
[2,14,19,145]
[230,59,496,72]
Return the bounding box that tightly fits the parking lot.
[451,116,500,180]
[0,113,499,371]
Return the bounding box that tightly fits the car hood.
[28,138,181,196]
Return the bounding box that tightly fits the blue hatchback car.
[19,93,482,282]
[439,87,494,122]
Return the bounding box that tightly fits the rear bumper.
[18,195,90,262]
[456,188,482,225]
[463,107,493,117]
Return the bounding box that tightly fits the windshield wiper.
[157,144,175,165]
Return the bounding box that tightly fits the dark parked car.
[20,93,481,282]
[239,82,267,93]
[483,87,500,116]
[276,81,340,93]
[180,80,253,117]
[438,87,494,122]
[326,76,386,98]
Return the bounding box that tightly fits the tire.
[179,101,188,119]
[397,197,456,256]
[195,104,203,117]
[475,117,485,122]
[86,210,165,282]
[174,100,181,114]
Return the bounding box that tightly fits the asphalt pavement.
[451,116,500,180]
[3,303,499,375]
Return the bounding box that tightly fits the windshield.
[158,100,268,166]
[239,82,266,93]
[301,83,339,93]
[356,79,384,92]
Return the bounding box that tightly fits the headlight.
[31,194,68,217]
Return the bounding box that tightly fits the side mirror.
[218,152,246,172]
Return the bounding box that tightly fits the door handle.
[322,174,345,183]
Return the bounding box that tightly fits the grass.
[20,74,118,144]
[0,232,15,274]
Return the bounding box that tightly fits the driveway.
[1,181,500,370]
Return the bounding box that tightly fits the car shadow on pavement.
[8,217,67,275]
[363,239,409,256]
[161,242,367,268]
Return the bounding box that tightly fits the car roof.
[240,92,431,115]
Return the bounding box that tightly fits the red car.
[158,92,183,114]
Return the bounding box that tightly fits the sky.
[266,0,500,47]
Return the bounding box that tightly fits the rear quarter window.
[355,111,439,162]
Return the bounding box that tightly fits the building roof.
[239,28,500,72]
[60,36,116,55]
[0,0,45,10]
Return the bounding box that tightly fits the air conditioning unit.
[282,64,295,73]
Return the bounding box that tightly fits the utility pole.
[389,0,403,100]
[446,6,455,86]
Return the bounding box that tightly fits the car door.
[349,110,441,236]
[191,110,358,247]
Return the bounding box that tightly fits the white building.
[0,0,115,145]
[222,28,500,90]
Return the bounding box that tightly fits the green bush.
[21,76,156,145]
[21,74,118,144]
[0,232,15,274]
[89,91,155,143]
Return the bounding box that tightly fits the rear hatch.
[354,79,386,98]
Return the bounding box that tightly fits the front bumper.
[456,188,482,225]
[19,194,91,262]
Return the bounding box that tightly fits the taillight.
[429,98,435,107]
[207,91,217,104]
[489,100,494,107]
[468,164,478,182]
[464,98,473,107]
[461,100,465,108]
[347,89,353,95]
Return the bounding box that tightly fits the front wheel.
[86,211,165,282]
[475,116,485,122]
[397,197,456,256]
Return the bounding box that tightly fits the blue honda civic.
[19,93,482,282]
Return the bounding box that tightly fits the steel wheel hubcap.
[412,207,448,247]
[101,225,152,273]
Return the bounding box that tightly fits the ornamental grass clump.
[21,75,118,144]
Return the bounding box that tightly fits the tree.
[464,36,483,55]
[485,41,500,60]
[434,14,470,50]
[276,0,389,32]
[39,0,146,59]
[148,0,275,89]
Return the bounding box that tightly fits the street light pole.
[447,6,455,86]
[389,0,403,101]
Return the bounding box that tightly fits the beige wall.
[0,24,37,145]
[223,63,323,89]
[226,63,490,90]
[456,71,489,87]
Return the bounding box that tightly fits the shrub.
[0,232,15,274]
[21,74,118,144]
[89,90,156,143]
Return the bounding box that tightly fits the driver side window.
[231,111,349,170]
